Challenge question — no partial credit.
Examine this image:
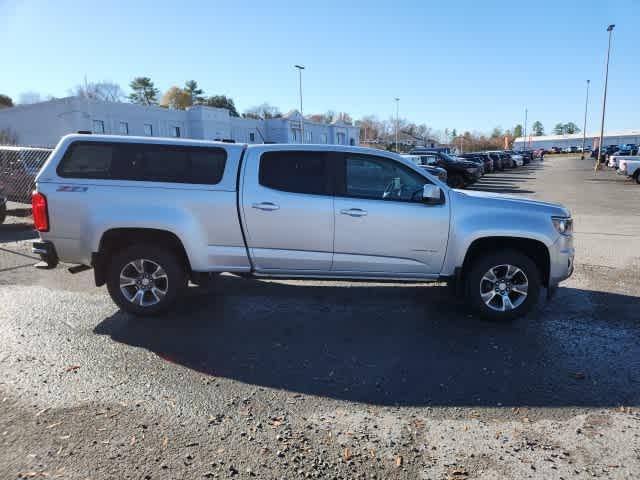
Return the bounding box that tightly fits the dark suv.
[459,153,493,173]
[412,151,482,188]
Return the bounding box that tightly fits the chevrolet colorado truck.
[31,134,575,321]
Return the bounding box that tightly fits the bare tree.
[243,103,282,119]
[72,81,125,102]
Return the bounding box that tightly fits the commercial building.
[514,129,640,150]
[0,96,360,148]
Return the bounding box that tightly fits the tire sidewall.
[466,250,541,322]
[0,202,6,224]
[106,245,186,316]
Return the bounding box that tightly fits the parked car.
[458,153,492,173]
[617,157,640,184]
[550,146,562,154]
[486,152,505,171]
[31,134,575,321]
[503,151,524,167]
[401,155,448,182]
[533,148,546,160]
[413,151,482,188]
[516,150,534,164]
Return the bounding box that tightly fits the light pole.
[596,25,615,170]
[523,108,528,150]
[581,80,590,160]
[394,97,400,152]
[294,64,305,144]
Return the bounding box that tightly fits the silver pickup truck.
[31,134,574,321]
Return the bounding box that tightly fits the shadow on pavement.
[94,274,640,408]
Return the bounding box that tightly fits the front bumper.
[549,235,575,286]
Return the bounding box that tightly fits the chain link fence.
[0,145,53,204]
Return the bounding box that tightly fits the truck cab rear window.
[259,151,330,195]
[57,142,226,185]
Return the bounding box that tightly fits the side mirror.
[422,184,443,204]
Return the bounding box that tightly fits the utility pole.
[523,108,528,151]
[294,65,305,143]
[581,80,590,160]
[394,97,400,152]
[596,25,615,170]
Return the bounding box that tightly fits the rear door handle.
[340,208,368,217]
[252,202,280,211]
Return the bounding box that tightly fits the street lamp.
[581,80,590,160]
[523,108,528,151]
[394,97,400,152]
[294,64,305,144]
[596,24,615,170]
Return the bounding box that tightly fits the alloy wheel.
[479,264,528,312]
[119,258,169,307]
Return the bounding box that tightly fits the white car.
[509,153,524,167]
[617,157,640,184]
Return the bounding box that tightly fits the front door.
[332,153,450,276]
[241,150,334,272]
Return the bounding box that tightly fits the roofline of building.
[514,129,640,142]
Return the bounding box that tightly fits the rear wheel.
[106,244,187,316]
[0,202,6,224]
[635,172,640,185]
[466,250,541,321]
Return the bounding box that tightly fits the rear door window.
[58,141,226,184]
[259,151,332,195]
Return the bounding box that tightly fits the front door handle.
[252,202,280,211]
[340,208,368,217]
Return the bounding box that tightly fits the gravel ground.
[1,156,639,479]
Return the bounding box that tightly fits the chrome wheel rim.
[119,259,168,307]
[479,264,528,312]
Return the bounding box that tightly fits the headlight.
[552,216,573,236]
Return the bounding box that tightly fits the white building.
[514,129,640,150]
[0,96,360,148]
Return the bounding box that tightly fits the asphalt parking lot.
[1,156,639,479]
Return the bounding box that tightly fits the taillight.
[32,192,49,232]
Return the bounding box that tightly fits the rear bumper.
[31,240,59,269]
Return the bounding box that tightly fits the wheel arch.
[93,228,191,286]
[460,236,550,290]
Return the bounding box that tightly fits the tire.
[0,202,6,224]
[106,244,187,316]
[448,174,465,189]
[466,249,541,322]
[635,172,640,185]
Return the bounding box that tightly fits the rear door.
[241,149,335,272]
[332,152,450,276]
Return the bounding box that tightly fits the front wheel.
[106,244,187,316]
[635,172,640,185]
[0,202,6,224]
[466,250,541,321]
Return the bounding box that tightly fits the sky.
[1,0,639,137]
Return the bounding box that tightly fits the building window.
[143,124,153,136]
[349,138,355,146]
[92,120,105,134]
[320,133,328,144]
[119,122,129,135]
[249,132,255,142]
[336,133,345,145]
[291,129,299,143]
[305,131,312,142]
[172,126,181,138]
